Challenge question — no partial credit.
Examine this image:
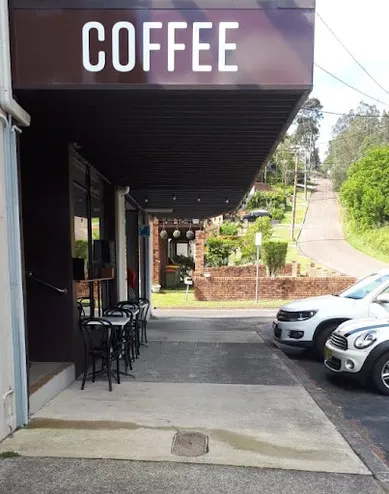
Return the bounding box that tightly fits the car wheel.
[371,352,389,396]
[314,322,339,359]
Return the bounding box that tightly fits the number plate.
[324,346,333,360]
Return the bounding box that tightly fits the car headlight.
[277,310,318,322]
[354,331,378,349]
[299,310,318,321]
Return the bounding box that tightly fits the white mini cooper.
[325,317,389,395]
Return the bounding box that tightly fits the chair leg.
[81,351,88,390]
[116,357,121,384]
[127,341,133,370]
[143,321,148,344]
[107,357,113,392]
[92,358,96,383]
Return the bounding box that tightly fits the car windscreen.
[339,274,389,300]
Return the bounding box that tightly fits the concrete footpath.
[0,312,388,493]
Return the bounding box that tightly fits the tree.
[261,241,288,277]
[272,137,296,189]
[340,146,389,230]
[240,217,273,262]
[292,97,323,170]
[326,102,384,190]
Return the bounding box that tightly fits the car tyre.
[314,322,339,359]
[371,352,389,396]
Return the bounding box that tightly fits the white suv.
[273,269,389,356]
[325,317,389,395]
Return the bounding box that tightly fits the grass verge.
[344,220,389,264]
[272,192,314,272]
[152,289,290,309]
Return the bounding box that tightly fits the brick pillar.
[195,230,206,273]
[152,218,161,285]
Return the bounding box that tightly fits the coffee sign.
[10,9,314,87]
[82,21,239,73]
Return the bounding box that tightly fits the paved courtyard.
[0,312,387,493]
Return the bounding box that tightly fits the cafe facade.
[0,0,315,440]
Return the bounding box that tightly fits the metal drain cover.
[171,431,209,457]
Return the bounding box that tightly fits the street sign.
[255,232,262,246]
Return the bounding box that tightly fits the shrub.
[205,237,237,267]
[173,254,195,279]
[246,190,287,211]
[240,217,273,263]
[341,146,389,230]
[261,241,288,277]
[220,222,239,236]
[270,207,285,221]
[272,184,294,197]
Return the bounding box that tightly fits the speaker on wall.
[73,257,85,280]
[93,240,116,268]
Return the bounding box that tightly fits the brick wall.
[152,218,161,285]
[76,281,99,300]
[194,230,206,273]
[194,276,356,301]
[204,264,299,278]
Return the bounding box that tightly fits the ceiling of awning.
[16,88,308,218]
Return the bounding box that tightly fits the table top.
[101,316,131,326]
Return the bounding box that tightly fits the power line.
[317,12,389,98]
[315,63,389,106]
[302,108,389,118]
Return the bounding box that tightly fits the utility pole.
[304,154,308,201]
[290,151,299,241]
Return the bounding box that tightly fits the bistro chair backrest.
[77,302,85,321]
[103,308,132,318]
[117,301,139,311]
[81,318,120,353]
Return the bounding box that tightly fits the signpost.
[255,232,262,303]
[184,276,193,301]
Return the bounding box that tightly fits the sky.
[311,0,389,159]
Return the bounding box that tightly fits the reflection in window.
[74,184,89,279]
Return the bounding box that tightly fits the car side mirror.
[375,293,389,304]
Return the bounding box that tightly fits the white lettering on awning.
[81,21,239,74]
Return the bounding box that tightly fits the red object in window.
[127,268,137,289]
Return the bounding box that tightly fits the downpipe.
[0,114,29,428]
[0,0,30,125]
[3,388,14,436]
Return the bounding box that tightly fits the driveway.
[298,178,387,278]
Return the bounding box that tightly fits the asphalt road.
[298,178,387,278]
[280,344,389,466]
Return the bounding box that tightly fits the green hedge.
[205,237,237,267]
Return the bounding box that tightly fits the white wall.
[0,111,16,440]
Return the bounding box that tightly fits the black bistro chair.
[122,290,151,344]
[103,308,136,369]
[116,301,143,357]
[80,318,122,392]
